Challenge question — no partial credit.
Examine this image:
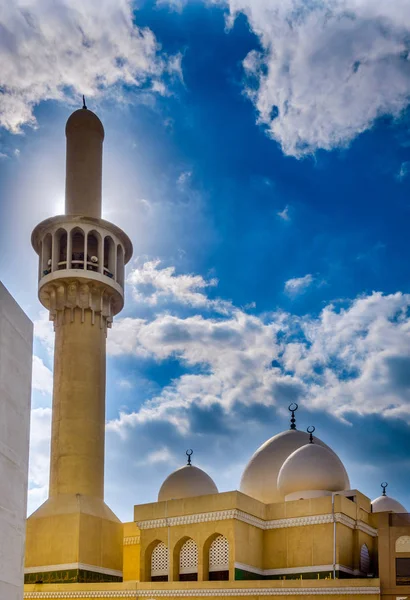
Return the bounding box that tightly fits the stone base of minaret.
[25,495,123,583]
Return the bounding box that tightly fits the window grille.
[360,544,370,575]
[396,536,410,553]
[151,542,169,577]
[179,538,198,574]
[209,535,229,572]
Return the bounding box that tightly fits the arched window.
[208,535,229,580]
[71,228,85,270]
[116,244,124,287]
[41,233,52,276]
[360,544,370,575]
[103,236,115,279]
[54,228,67,270]
[179,538,198,581]
[396,536,410,553]
[87,231,101,272]
[151,542,169,582]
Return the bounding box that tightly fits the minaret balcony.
[32,214,133,319]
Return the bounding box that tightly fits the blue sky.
[1,0,410,521]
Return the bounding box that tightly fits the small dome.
[66,108,104,139]
[372,495,407,513]
[277,443,348,501]
[240,429,350,504]
[158,464,218,502]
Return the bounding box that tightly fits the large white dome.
[277,443,348,501]
[158,465,218,502]
[372,495,407,514]
[240,429,350,504]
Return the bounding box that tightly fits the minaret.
[25,104,132,584]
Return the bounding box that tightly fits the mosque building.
[23,106,410,600]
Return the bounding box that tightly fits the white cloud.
[118,378,134,389]
[397,161,410,181]
[27,407,51,515]
[277,205,290,221]
[177,170,192,187]
[107,260,410,437]
[156,0,187,13]
[0,0,178,132]
[127,259,230,311]
[284,274,314,297]
[145,447,176,465]
[225,0,410,157]
[32,355,53,395]
[33,310,54,355]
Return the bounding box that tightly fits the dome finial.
[288,403,298,430]
[381,481,388,497]
[307,426,315,443]
[186,449,193,466]
[82,95,87,110]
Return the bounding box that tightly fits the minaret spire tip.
[288,403,298,430]
[307,425,315,443]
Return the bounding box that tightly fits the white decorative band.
[124,536,141,545]
[24,587,381,598]
[356,521,378,537]
[24,562,122,577]
[180,568,199,575]
[209,565,229,572]
[137,510,377,536]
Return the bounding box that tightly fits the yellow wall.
[234,520,263,570]
[123,522,141,581]
[25,494,123,574]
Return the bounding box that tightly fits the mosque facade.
[23,107,410,600]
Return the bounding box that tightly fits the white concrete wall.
[0,282,33,600]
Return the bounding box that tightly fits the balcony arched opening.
[71,228,85,270]
[38,241,43,281]
[116,244,124,287]
[86,230,101,272]
[54,228,67,271]
[103,236,115,279]
[41,233,52,276]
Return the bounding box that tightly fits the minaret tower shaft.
[25,106,132,584]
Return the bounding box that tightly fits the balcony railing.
[42,254,114,278]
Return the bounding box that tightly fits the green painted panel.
[24,568,122,584]
[234,568,351,581]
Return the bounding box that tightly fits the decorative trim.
[124,536,141,546]
[24,563,122,577]
[24,587,381,598]
[136,510,377,537]
[356,522,378,538]
[38,278,121,331]
[137,510,238,530]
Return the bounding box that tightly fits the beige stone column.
[49,307,106,498]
